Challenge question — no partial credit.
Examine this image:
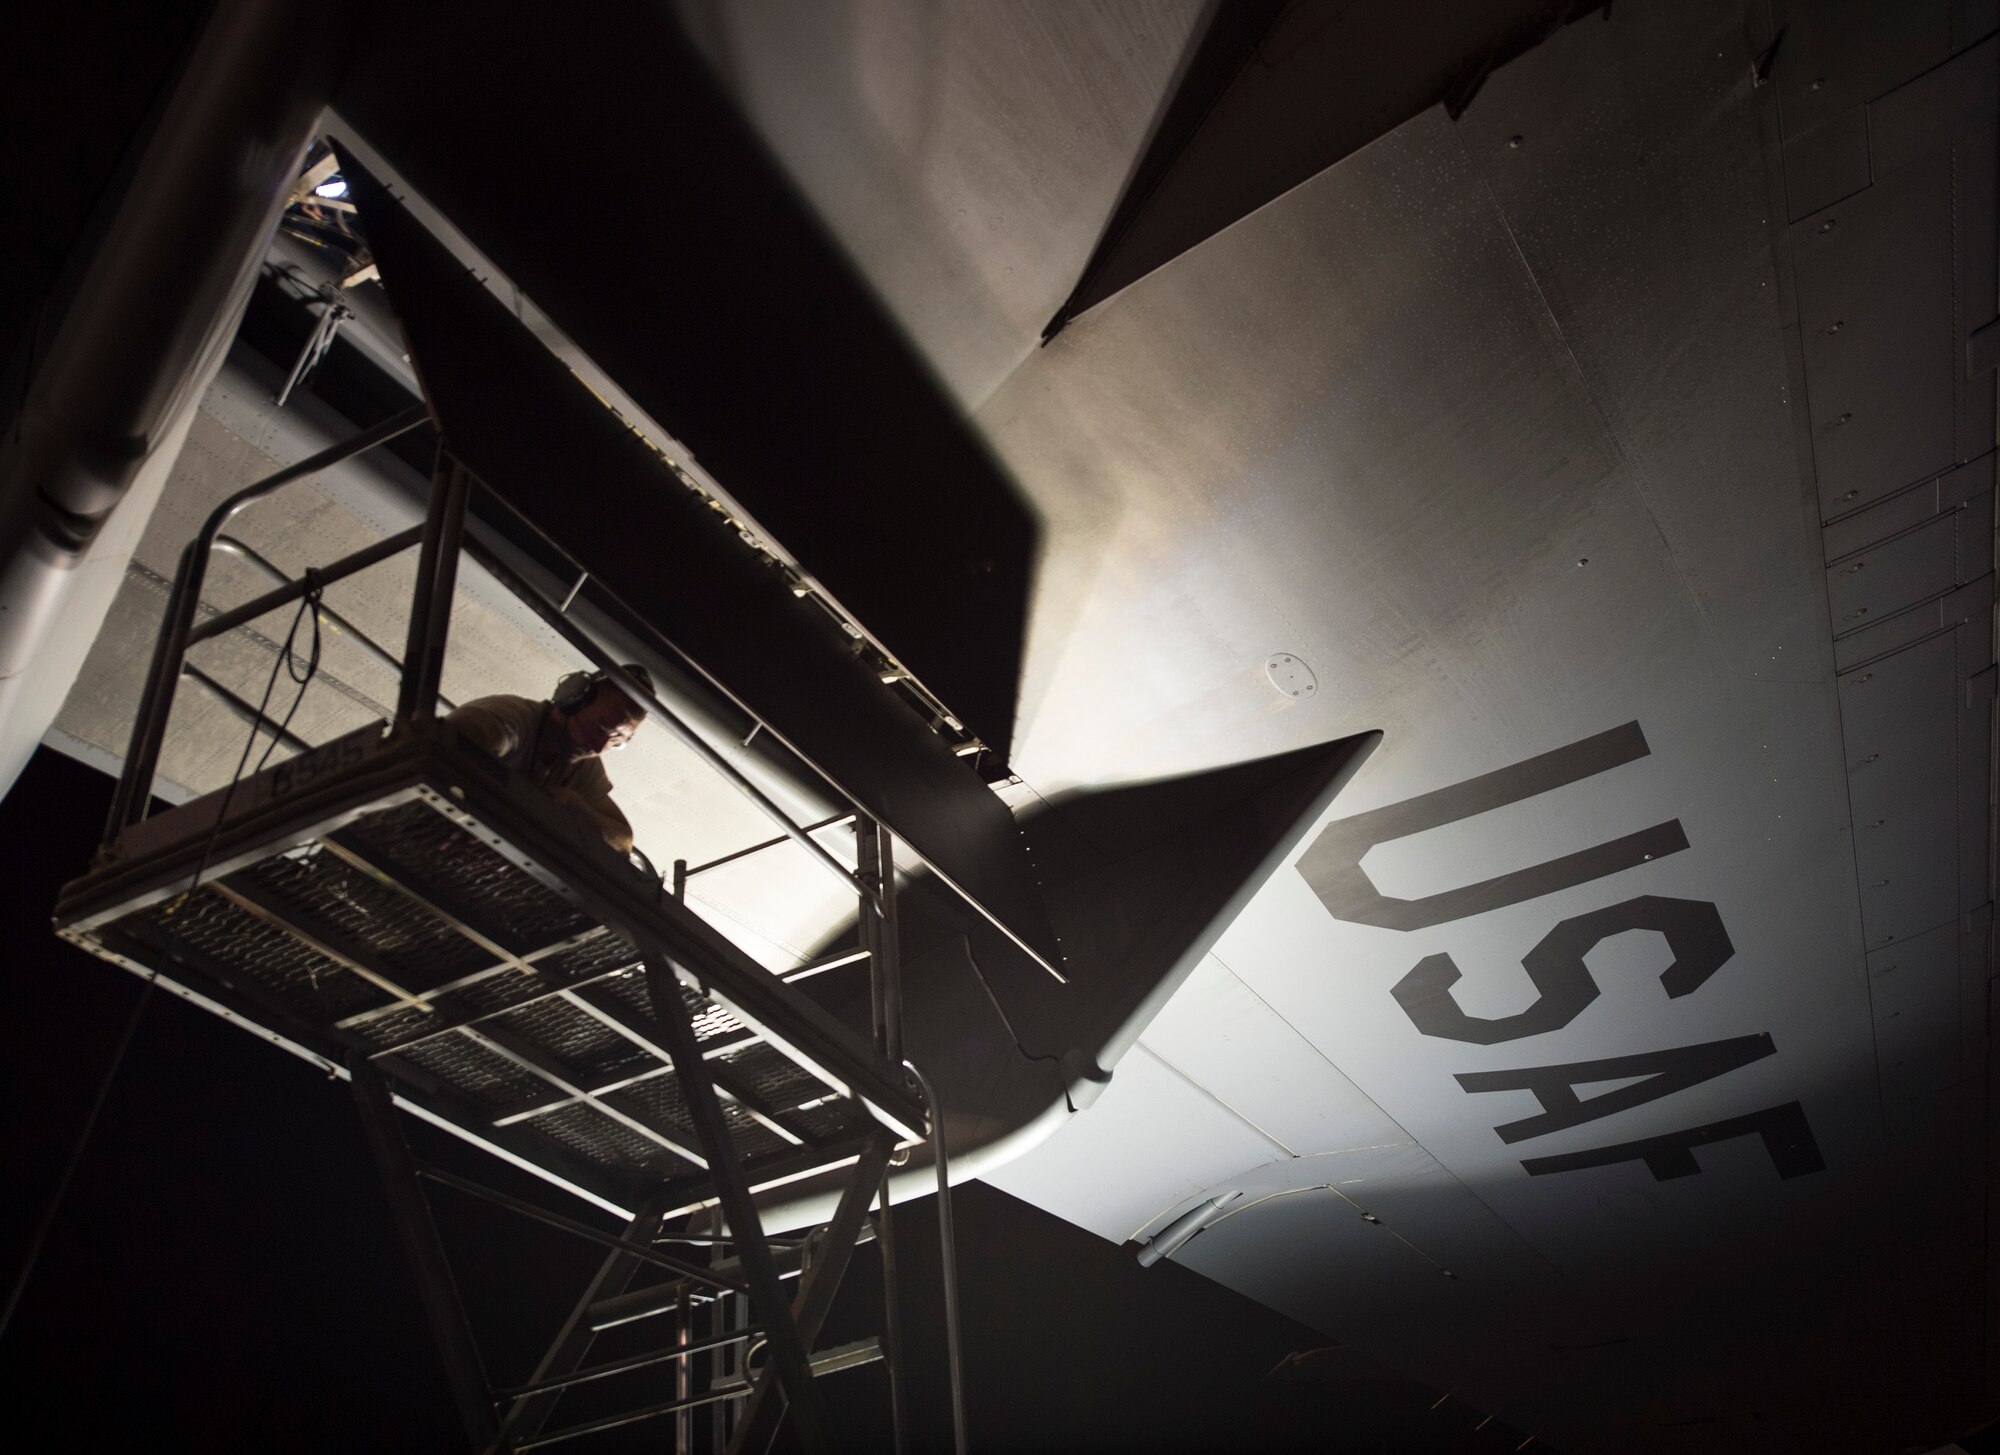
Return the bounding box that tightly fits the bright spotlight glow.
[313,178,349,199]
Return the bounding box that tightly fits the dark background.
[3,745,1566,1453]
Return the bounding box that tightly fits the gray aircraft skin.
[4,2,1996,1453]
[675,5,2000,1448]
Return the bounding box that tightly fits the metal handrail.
[107,404,874,919]
[106,403,431,836]
[458,532,873,903]
[212,534,456,708]
[678,812,856,881]
[905,1059,969,1455]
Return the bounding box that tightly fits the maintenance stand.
[55,425,960,1453]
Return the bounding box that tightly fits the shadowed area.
[5,747,1558,1454]
[766,732,1383,1234]
[1049,0,1610,332]
[346,159,1064,976]
[334,0,1038,763]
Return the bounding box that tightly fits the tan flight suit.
[444,693,635,854]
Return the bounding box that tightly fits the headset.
[551,669,607,714]
[552,664,656,716]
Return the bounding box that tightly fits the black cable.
[2,587,325,1344]
[184,582,322,897]
[251,577,323,778]
[957,934,1064,1070]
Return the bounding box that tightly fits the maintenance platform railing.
[56,418,964,1454]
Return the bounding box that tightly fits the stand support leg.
[349,1060,497,1453]
[641,956,833,1455]
[857,820,903,1064]
[874,1181,911,1455]
[726,1130,897,1455]
[397,452,470,723]
[858,818,912,1452]
[675,1283,694,1455]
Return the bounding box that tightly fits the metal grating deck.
[56,721,924,1216]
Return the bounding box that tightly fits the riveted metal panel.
[1135,954,1409,1157]
[1767,0,1952,137]
[1794,151,1958,518]
[1175,1186,1491,1381]
[980,1044,1296,1243]
[955,0,1997,1443]
[1961,489,1998,581]
[1824,510,1958,630]
[1951,125,2000,464]
[1783,106,1872,221]
[1867,33,2000,178]
[1170,1169,1621,1439]
[1868,918,1964,1100]
[1834,596,1952,670]
[1450,7,1832,683]
[1311,1140,1586,1336]
[1820,453,1994,561]
[1959,905,1994,1081]
[1832,570,1993,674]
[1840,633,1959,949]
[1960,666,1997,925]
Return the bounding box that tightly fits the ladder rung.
[588,1223,876,1331]
[713,1336,885,1393]
[510,1338,884,1452]
[492,1324,756,1400]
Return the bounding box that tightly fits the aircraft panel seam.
[1207,951,1586,1283]
[1128,1039,1295,1159]
[1207,950,1426,1148]
[1761,49,1892,1134]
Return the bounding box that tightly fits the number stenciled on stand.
[267,730,370,802]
